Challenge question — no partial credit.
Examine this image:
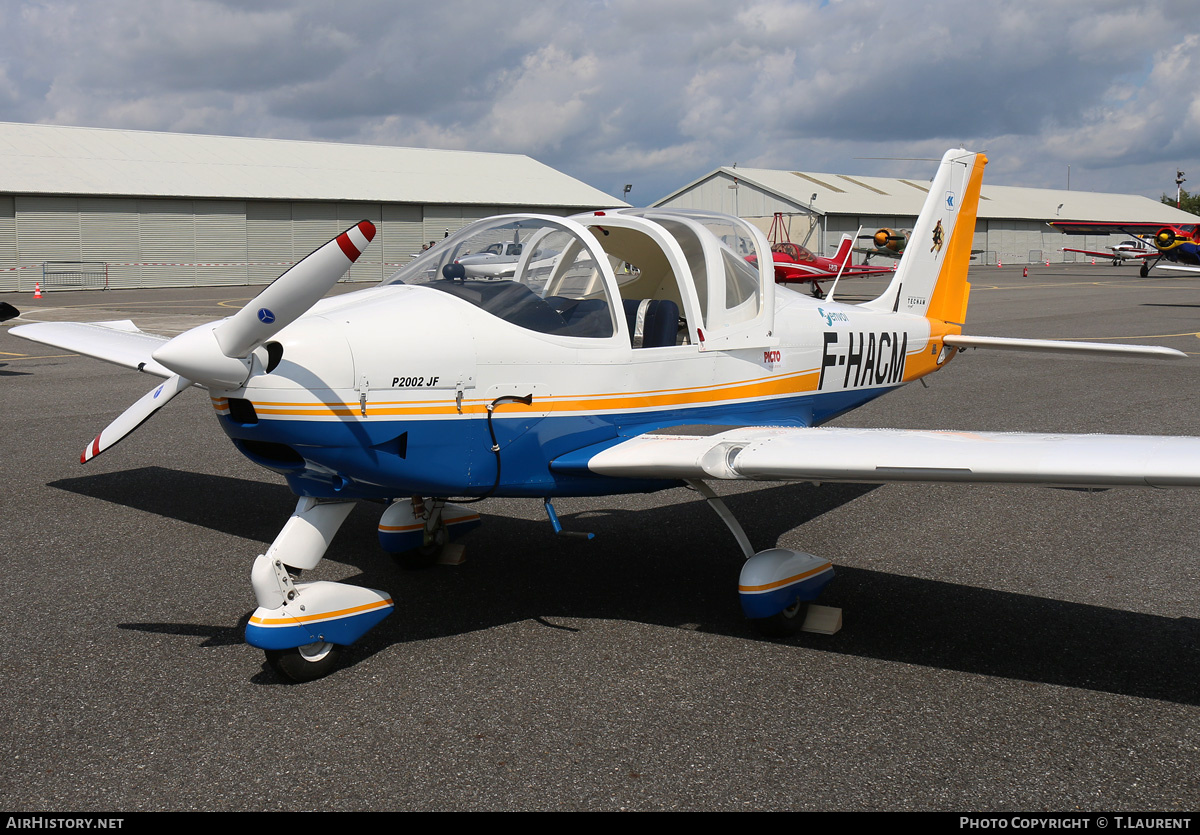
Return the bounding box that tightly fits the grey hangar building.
[1,123,1196,294]
[653,162,1197,266]
[0,122,624,293]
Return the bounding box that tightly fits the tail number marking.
[819,331,908,390]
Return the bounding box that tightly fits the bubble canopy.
[383,215,619,338]
[382,210,773,347]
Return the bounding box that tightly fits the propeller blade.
[151,220,376,389]
[213,220,376,358]
[81,374,192,463]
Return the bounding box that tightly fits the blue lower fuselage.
[218,385,895,500]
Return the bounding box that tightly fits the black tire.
[749,599,809,638]
[1140,263,1150,277]
[265,642,343,682]
[391,520,447,570]
[391,543,441,570]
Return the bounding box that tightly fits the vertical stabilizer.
[830,234,853,268]
[862,149,987,323]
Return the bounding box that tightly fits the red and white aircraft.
[13,148,1200,682]
[1053,221,1200,276]
[758,213,893,299]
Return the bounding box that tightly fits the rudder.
[862,149,987,323]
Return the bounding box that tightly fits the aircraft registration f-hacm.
[1051,220,1200,275]
[14,148,1200,682]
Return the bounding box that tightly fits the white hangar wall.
[0,123,623,293]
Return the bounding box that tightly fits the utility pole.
[1177,170,1186,209]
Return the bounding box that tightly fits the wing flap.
[10,321,173,377]
[583,426,1200,488]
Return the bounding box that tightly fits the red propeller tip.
[336,221,376,262]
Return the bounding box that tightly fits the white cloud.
[0,0,1196,200]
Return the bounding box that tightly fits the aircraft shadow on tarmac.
[53,467,1200,702]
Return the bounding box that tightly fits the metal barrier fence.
[42,261,109,290]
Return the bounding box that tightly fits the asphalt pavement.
[2,264,1200,811]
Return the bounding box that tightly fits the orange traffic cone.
[33,282,42,299]
[998,259,1002,268]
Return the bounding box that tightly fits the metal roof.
[659,164,1197,224]
[0,122,625,208]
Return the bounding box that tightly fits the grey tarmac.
[2,263,1199,812]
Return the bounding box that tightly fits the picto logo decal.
[819,331,908,390]
[763,350,781,368]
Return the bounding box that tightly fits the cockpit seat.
[431,279,565,333]
[544,296,613,338]
[622,298,680,348]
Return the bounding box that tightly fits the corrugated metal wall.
[0,197,18,292]
[0,196,578,292]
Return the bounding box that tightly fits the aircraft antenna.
[826,225,862,303]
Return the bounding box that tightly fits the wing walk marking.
[248,597,394,626]
[738,562,833,593]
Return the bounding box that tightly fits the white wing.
[570,425,1200,488]
[11,320,173,378]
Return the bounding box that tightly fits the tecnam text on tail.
[14,149,1200,681]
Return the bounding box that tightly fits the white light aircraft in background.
[1062,238,1157,266]
[14,148,1200,681]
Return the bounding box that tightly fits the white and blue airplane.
[14,149,1200,681]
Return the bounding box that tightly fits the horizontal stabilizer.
[11,321,173,377]
[582,426,1200,489]
[943,334,1185,360]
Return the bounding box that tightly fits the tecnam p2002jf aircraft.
[14,149,1200,681]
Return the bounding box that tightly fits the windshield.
[383,217,616,338]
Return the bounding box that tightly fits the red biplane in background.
[1051,221,1200,276]
[759,213,893,299]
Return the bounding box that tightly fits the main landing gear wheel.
[265,641,343,682]
[749,599,809,638]
[1140,263,1150,277]
[391,522,447,570]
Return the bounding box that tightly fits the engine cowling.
[873,228,907,253]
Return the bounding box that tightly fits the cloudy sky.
[1,0,1197,205]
